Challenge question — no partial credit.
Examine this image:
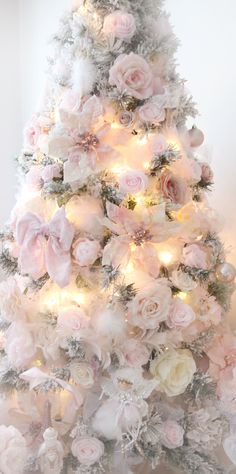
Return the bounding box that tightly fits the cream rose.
[119,170,148,194]
[73,238,101,267]
[160,171,188,205]
[150,349,196,396]
[71,437,104,466]
[103,10,136,40]
[127,282,172,330]
[109,53,154,99]
[167,298,196,329]
[70,362,94,387]
[0,425,28,474]
[161,420,184,449]
[171,269,197,292]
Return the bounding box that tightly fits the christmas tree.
[0,0,236,473]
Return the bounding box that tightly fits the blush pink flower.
[160,171,188,205]
[207,331,236,380]
[200,162,214,183]
[139,102,165,124]
[161,420,184,449]
[182,244,209,269]
[26,166,43,190]
[127,281,172,330]
[41,164,61,182]
[24,116,41,150]
[73,238,101,267]
[121,339,150,367]
[71,437,104,466]
[6,323,36,369]
[118,170,148,194]
[167,298,196,329]
[57,306,88,335]
[109,53,154,99]
[149,133,167,155]
[102,202,179,277]
[103,10,136,40]
[59,89,81,115]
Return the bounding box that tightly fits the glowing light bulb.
[35,359,42,367]
[178,292,188,301]
[111,122,120,129]
[135,196,145,206]
[124,261,134,274]
[159,251,173,266]
[143,161,150,170]
[111,166,126,175]
[130,243,137,252]
[139,136,148,145]
[73,293,85,305]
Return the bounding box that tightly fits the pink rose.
[71,437,104,466]
[122,339,150,367]
[41,164,62,182]
[6,323,36,369]
[167,298,196,329]
[150,133,167,155]
[139,102,165,124]
[182,244,209,269]
[109,53,154,100]
[26,166,43,190]
[103,10,136,40]
[59,89,81,114]
[201,162,214,183]
[160,171,188,205]
[161,420,184,449]
[119,110,134,127]
[73,238,101,267]
[57,306,88,334]
[127,281,172,330]
[119,170,148,194]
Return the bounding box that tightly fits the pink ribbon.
[16,207,74,287]
[20,367,83,408]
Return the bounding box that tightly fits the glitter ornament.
[216,262,236,283]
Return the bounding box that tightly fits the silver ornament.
[188,126,204,147]
[216,262,236,283]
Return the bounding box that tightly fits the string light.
[130,243,137,252]
[159,251,173,266]
[177,292,188,301]
[139,136,148,145]
[143,161,150,170]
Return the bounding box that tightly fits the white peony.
[0,425,27,474]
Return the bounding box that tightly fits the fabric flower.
[0,425,28,474]
[73,238,101,267]
[102,201,179,277]
[200,162,214,183]
[160,171,188,205]
[103,11,136,40]
[182,244,210,269]
[6,322,36,369]
[57,306,88,337]
[149,133,167,155]
[167,298,196,329]
[207,331,236,380]
[150,349,196,396]
[127,281,172,330]
[71,437,104,466]
[171,269,197,292]
[161,420,184,449]
[121,339,150,367]
[139,102,165,124]
[0,277,27,322]
[109,53,154,99]
[26,166,43,190]
[118,170,148,194]
[70,362,94,387]
[41,164,62,183]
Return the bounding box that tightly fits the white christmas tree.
[0,1,236,473]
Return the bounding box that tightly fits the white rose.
[150,349,196,396]
[127,281,172,330]
[103,11,136,40]
[0,425,27,474]
[119,170,148,195]
[6,323,36,369]
[73,238,101,267]
[171,269,197,292]
[72,437,104,466]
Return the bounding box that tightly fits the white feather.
[93,308,126,339]
[71,57,97,97]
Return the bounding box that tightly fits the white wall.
[0,0,236,312]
